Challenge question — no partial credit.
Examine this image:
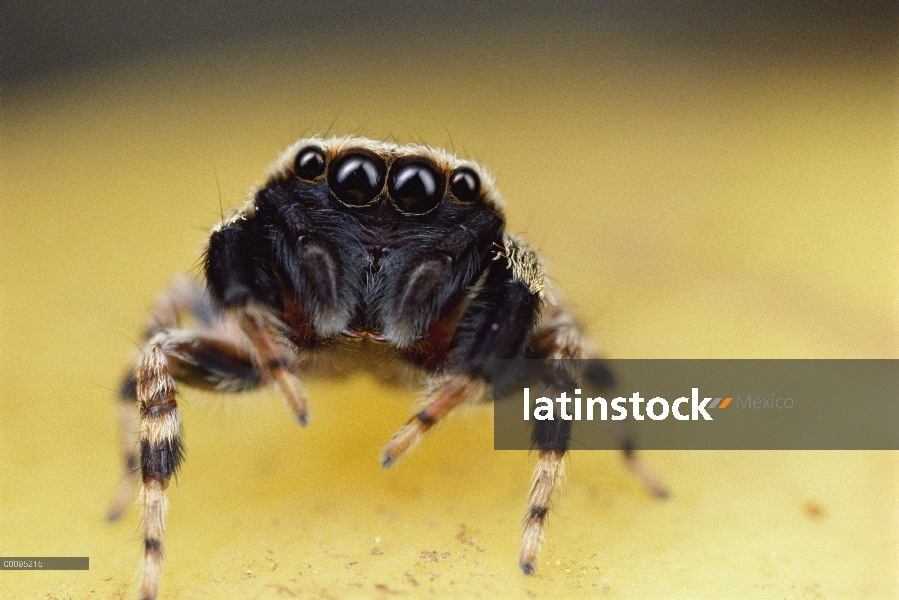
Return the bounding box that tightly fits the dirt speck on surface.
[456,523,476,546]
[265,584,299,597]
[420,551,451,562]
[803,502,826,520]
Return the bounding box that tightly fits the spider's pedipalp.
[267,199,367,338]
[374,209,503,348]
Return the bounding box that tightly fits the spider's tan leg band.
[136,334,183,600]
[380,377,486,468]
[519,450,565,574]
[238,306,309,425]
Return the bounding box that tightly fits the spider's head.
[208,136,511,348]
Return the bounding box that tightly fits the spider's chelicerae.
[107,136,666,600]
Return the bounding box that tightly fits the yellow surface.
[1,37,897,599]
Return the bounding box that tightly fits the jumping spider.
[107,136,665,599]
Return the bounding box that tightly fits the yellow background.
[1,18,897,600]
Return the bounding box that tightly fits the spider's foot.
[274,369,309,427]
[379,415,428,468]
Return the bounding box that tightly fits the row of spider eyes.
[292,146,482,215]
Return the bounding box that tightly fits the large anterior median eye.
[328,152,386,206]
[449,167,481,203]
[387,161,445,214]
[293,146,326,180]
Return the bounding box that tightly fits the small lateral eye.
[387,161,445,214]
[328,152,386,206]
[293,147,326,180]
[450,167,481,203]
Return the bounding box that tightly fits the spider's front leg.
[379,235,566,573]
[379,233,543,467]
[205,210,336,426]
[517,308,585,575]
[108,277,261,522]
[378,234,587,574]
[120,320,267,600]
[518,297,669,571]
[129,331,303,600]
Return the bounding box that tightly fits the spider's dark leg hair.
[206,214,312,425]
[585,362,668,499]
[380,234,543,467]
[108,277,256,522]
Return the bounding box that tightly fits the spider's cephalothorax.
[107,136,665,600]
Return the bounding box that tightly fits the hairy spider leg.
[380,234,543,467]
[108,278,262,522]
[236,304,310,425]
[518,298,586,574]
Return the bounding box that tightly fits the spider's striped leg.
[236,305,310,425]
[134,332,182,600]
[518,304,668,573]
[108,276,230,523]
[585,362,669,499]
[380,376,487,467]
[380,234,543,467]
[519,401,667,576]
[107,325,267,600]
[107,327,266,521]
[520,426,568,575]
[517,297,584,575]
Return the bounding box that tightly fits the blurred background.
[1,2,897,598]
